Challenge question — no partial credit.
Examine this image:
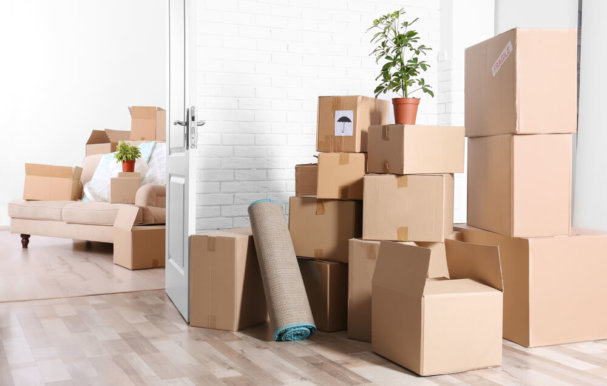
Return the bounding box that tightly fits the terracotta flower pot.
[392,98,420,124]
[122,160,136,173]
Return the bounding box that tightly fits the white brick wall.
[194,0,486,232]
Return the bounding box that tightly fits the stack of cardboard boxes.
[462,28,607,348]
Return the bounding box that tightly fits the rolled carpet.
[248,199,316,341]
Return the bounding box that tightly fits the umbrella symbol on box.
[337,116,352,134]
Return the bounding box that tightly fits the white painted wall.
[0,0,167,226]
[494,0,578,33]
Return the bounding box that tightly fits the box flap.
[113,206,140,231]
[25,163,75,178]
[86,130,110,145]
[445,239,504,291]
[129,106,159,119]
[105,129,130,142]
[373,241,429,296]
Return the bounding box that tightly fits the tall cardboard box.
[317,96,390,153]
[363,174,453,242]
[317,153,366,200]
[295,164,317,196]
[189,228,267,331]
[23,164,83,201]
[372,240,503,376]
[85,129,131,156]
[367,125,465,174]
[113,206,165,270]
[348,239,449,342]
[110,172,141,204]
[455,224,607,347]
[465,28,577,137]
[289,197,361,263]
[129,106,166,141]
[298,258,347,332]
[467,134,572,237]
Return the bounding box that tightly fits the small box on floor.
[129,106,166,141]
[367,125,465,174]
[110,172,141,204]
[467,134,572,237]
[113,206,165,270]
[317,153,366,200]
[372,240,503,376]
[465,28,577,137]
[298,258,347,332]
[289,197,361,263]
[317,96,390,153]
[189,228,267,331]
[295,164,317,196]
[23,163,83,201]
[363,174,453,242]
[348,239,449,342]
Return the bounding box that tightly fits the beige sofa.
[8,154,166,248]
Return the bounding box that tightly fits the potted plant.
[114,141,141,172]
[368,9,434,124]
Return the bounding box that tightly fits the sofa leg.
[20,234,30,248]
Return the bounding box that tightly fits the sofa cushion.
[8,200,72,221]
[62,202,142,226]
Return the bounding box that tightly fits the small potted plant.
[368,9,434,124]
[114,141,141,172]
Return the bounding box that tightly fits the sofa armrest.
[135,184,166,209]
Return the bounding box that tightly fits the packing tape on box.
[314,249,324,258]
[315,200,326,215]
[339,153,349,165]
[396,176,408,188]
[207,237,216,252]
[383,161,390,173]
[382,125,390,140]
[397,227,409,241]
[367,244,379,260]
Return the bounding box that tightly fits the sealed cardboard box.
[317,153,366,200]
[295,164,317,196]
[372,240,503,376]
[468,134,571,237]
[85,129,131,156]
[113,206,165,270]
[129,106,166,141]
[455,224,607,347]
[23,164,83,201]
[298,258,347,332]
[289,197,362,263]
[317,96,390,153]
[110,172,141,204]
[465,28,577,137]
[368,125,465,174]
[348,238,449,342]
[363,174,453,242]
[189,228,267,331]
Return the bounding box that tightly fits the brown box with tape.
[367,124,464,174]
[317,153,366,200]
[363,174,453,242]
[113,206,165,270]
[317,96,391,153]
[289,196,362,263]
[189,228,267,331]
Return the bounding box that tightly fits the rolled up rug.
[248,199,316,341]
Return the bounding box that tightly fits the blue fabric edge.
[273,323,317,341]
[248,198,282,211]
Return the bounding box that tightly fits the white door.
[166,0,200,322]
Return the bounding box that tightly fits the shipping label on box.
[317,153,366,200]
[23,163,83,201]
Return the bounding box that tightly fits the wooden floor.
[0,231,164,302]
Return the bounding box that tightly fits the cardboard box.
[129,106,166,141]
[367,125,465,174]
[317,96,390,153]
[110,172,141,204]
[465,28,577,137]
[295,164,318,196]
[85,129,131,156]
[113,206,165,270]
[317,153,366,200]
[468,134,571,237]
[298,258,347,332]
[23,163,83,201]
[189,228,267,331]
[348,238,449,342]
[289,196,362,263]
[455,224,607,347]
[363,174,453,242]
[372,240,503,376]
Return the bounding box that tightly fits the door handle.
[196,120,206,127]
[174,120,187,126]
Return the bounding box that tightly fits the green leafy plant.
[114,141,141,163]
[368,9,434,99]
